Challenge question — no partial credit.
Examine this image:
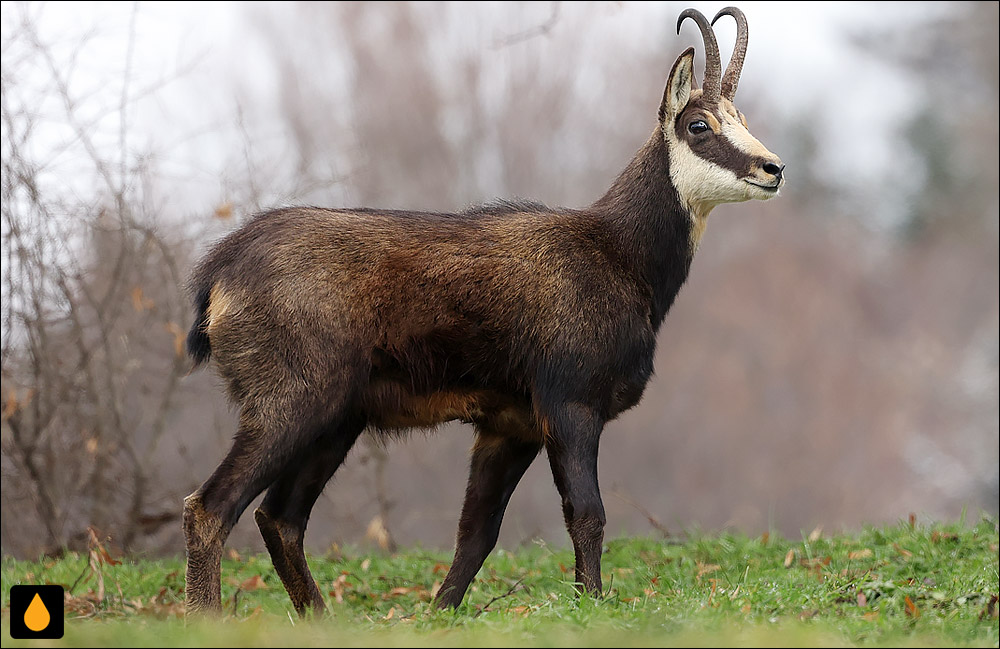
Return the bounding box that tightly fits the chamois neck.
[592,129,697,328]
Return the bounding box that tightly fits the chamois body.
[189,133,687,434]
[183,6,784,615]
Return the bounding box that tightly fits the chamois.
[183,6,784,614]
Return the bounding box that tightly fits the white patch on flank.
[207,284,237,333]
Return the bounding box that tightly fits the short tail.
[186,285,212,368]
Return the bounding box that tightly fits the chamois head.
[660,7,784,215]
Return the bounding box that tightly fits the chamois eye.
[688,120,709,135]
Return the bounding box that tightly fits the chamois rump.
[183,6,784,614]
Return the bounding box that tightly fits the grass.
[1,516,997,647]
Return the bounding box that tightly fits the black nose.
[762,162,784,178]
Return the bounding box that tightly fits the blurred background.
[1,1,997,559]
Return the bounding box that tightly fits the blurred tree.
[858,2,999,240]
[2,1,996,560]
[1,4,204,555]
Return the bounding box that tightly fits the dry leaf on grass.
[979,594,998,620]
[696,562,721,578]
[239,575,267,591]
[329,574,350,604]
[365,516,394,552]
[87,527,120,566]
[385,586,429,600]
[64,594,100,618]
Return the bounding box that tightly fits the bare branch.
[610,485,672,539]
[493,2,561,48]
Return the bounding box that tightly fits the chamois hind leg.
[184,399,347,614]
[434,417,542,609]
[254,411,366,616]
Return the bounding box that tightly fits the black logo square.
[9,585,64,639]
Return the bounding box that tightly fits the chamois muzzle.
[748,157,786,193]
[762,162,784,180]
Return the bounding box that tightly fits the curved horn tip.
[674,8,722,101]
[676,8,709,34]
[711,6,746,26]
[711,6,748,100]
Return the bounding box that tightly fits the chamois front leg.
[544,402,606,597]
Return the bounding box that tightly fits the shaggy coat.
[187,131,691,436]
[182,6,783,615]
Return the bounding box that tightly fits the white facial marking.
[664,121,759,216]
[665,133,743,254]
[720,119,772,158]
[667,138,746,214]
[663,97,781,252]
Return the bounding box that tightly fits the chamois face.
[661,9,784,217]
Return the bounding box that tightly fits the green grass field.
[2,517,997,647]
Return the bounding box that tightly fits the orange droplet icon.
[25,592,51,632]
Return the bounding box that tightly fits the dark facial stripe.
[673,96,757,178]
[674,119,752,177]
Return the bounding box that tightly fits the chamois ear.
[659,47,696,125]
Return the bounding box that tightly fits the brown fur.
[182,494,229,613]
[254,508,325,613]
[182,12,782,615]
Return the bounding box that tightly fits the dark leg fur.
[544,403,606,597]
[434,423,541,609]
[184,409,340,613]
[255,412,366,615]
